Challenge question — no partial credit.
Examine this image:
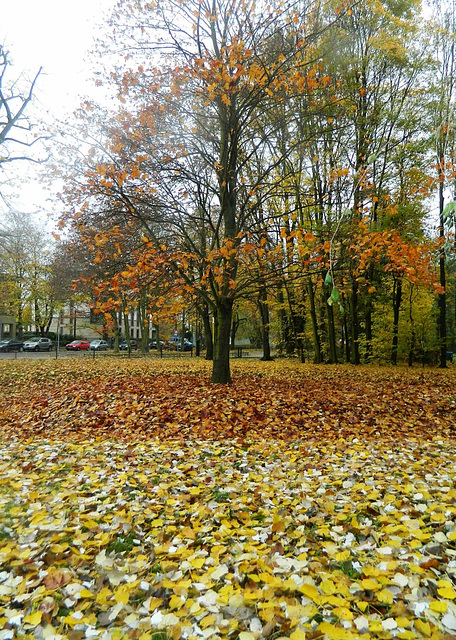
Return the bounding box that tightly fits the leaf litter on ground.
[0,359,456,640]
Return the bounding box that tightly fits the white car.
[23,337,53,352]
[89,339,109,351]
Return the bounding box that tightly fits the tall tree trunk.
[211,300,233,383]
[230,312,241,350]
[112,312,120,352]
[408,286,415,367]
[138,291,149,353]
[307,277,322,363]
[350,278,360,364]
[276,286,289,356]
[326,300,338,364]
[258,283,272,361]
[364,265,374,363]
[123,306,131,347]
[438,179,447,368]
[392,277,402,365]
[201,303,213,361]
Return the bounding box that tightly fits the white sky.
[0,0,115,222]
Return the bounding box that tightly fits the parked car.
[66,340,90,351]
[149,340,165,349]
[0,338,23,352]
[23,337,53,352]
[89,339,108,351]
[119,339,137,351]
[177,339,194,351]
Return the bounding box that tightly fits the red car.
[66,340,90,351]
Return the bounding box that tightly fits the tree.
[0,211,51,337]
[426,0,456,368]
[0,46,43,179]
[60,0,344,382]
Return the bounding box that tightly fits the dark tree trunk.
[201,304,213,361]
[258,283,272,361]
[364,256,376,363]
[211,300,233,384]
[230,312,241,350]
[392,277,402,365]
[350,278,360,364]
[342,294,350,363]
[408,287,415,367]
[326,300,338,364]
[307,277,322,363]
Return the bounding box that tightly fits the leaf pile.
[1,360,456,639]
[0,359,455,443]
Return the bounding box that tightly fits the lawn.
[1,359,456,640]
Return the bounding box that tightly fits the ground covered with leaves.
[1,360,456,640]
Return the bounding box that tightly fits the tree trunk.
[438,179,447,368]
[408,287,415,367]
[195,319,200,357]
[258,283,273,361]
[201,304,213,361]
[112,312,120,352]
[326,300,338,364]
[342,295,350,363]
[123,307,131,347]
[276,286,289,356]
[138,292,149,353]
[73,306,77,339]
[364,264,375,362]
[230,312,241,350]
[350,279,360,364]
[307,277,322,363]
[392,277,402,366]
[211,300,233,384]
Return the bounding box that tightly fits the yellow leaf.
[299,583,320,600]
[396,617,412,627]
[200,614,216,629]
[318,621,354,639]
[321,580,336,595]
[80,588,94,598]
[190,557,205,569]
[377,589,394,605]
[23,611,42,626]
[335,550,351,562]
[414,619,431,636]
[96,588,112,605]
[169,595,184,610]
[429,600,447,613]
[438,586,456,599]
[332,607,353,620]
[409,564,425,573]
[290,630,307,640]
[114,586,129,604]
[361,578,379,591]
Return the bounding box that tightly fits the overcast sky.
[0,0,114,222]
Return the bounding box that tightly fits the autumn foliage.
[2,359,456,639]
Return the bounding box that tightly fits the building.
[0,314,16,339]
[47,304,156,341]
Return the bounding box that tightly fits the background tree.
[0,46,44,199]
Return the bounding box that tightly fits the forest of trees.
[1,0,456,383]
